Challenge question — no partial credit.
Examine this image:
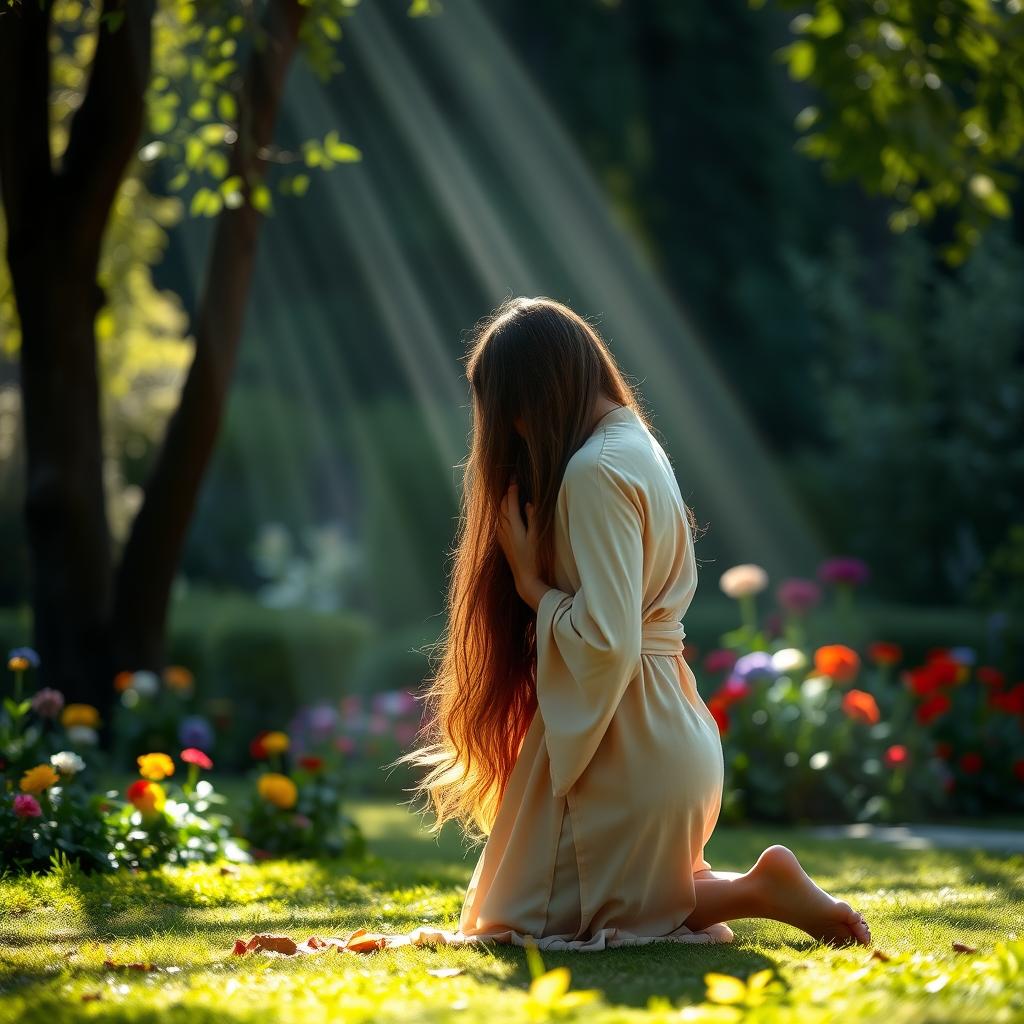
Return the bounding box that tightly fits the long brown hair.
[397,296,650,838]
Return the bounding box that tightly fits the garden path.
[802,823,1024,853]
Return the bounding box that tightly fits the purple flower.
[817,557,870,588]
[733,651,777,681]
[178,715,215,752]
[31,687,65,718]
[309,703,339,736]
[776,578,822,615]
[949,646,976,666]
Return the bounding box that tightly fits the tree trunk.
[0,0,153,706]
[112,0,307,671]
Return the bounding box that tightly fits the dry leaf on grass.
[952,941,978,953]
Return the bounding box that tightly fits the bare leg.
[684,845,871,947]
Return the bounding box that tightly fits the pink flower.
[13,794,42,819]
[776,577,822,615]
[30,687,65,719]
[703,649,738,675]
[817,556,870,588]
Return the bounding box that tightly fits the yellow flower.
[61,703,101,728]
[258,772,298,810]
[20,763,60,794]
[162,665,194,692]
[137,752,175,781]
[262,731,290,756]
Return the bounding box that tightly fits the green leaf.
[781,40,816,81]
[251,184,273,213]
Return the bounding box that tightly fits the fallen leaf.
[427,967,464,978]
[219,866,240,877]
[952,941,977,954]
[103,959,155,972]
[81,993,102,1003]
[870,949,891,962]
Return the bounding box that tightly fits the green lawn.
[1,800,1022,1023]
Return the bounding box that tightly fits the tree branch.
[60,0,154,262]
[113,0,307,668]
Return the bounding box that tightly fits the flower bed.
[694,559,1024,823]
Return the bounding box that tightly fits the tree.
[756,0,1024,262]
[0,0,432,707]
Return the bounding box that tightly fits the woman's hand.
[497,481,550,611]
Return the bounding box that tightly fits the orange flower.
[163,665,195,692]
[20,763,60,794]
[258,772,298,810]
[137,752,175,781]
[114,671,135,693]
[841,689,880,726]
[868,642,902,667]
[813,645,860,685]
[61,703,101,728]
[262,731,290,756]
[127,779,166,815]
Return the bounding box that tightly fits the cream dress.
[234,405,733,958]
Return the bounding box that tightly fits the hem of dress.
[231,921,735,957]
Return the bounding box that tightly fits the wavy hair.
[396,296,656,838]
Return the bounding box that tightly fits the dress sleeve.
[534,454,644,798]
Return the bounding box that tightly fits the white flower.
[65,725,99,746]
[130,671,160,697]
[809,751,830,771]
[800,676,831,700]
[771,648,808,674]
[50,750,85,776]
[719,563,769,599]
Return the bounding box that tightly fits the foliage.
[757,0,1024,262]
[786,225,1024,603]
[251,520,363,612]
[1,803,1022,1023]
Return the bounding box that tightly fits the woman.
[235,296,871,957]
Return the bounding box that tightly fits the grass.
[1,800,1022,1023]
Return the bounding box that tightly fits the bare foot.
[749,845,871,948]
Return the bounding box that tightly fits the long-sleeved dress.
[234,404,734,958]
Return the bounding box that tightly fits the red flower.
[299,756,324,773]
[868,642,902,667]
[883,744,908,768]
[906,656,959,697]
[1013,759,1024,783]
[841,689,881,726]
[249,731,270,760]
[976,666,1005,689]
[916,693,952,725]
[713,676,751,709]
[181,748,213,770]
[959,752,983,774]
[707,697,730,737]
[934,741,953,760]
[989,682,1024,714]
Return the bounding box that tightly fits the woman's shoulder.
[563,418,657,493]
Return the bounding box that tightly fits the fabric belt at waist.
[639,620,686,656]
